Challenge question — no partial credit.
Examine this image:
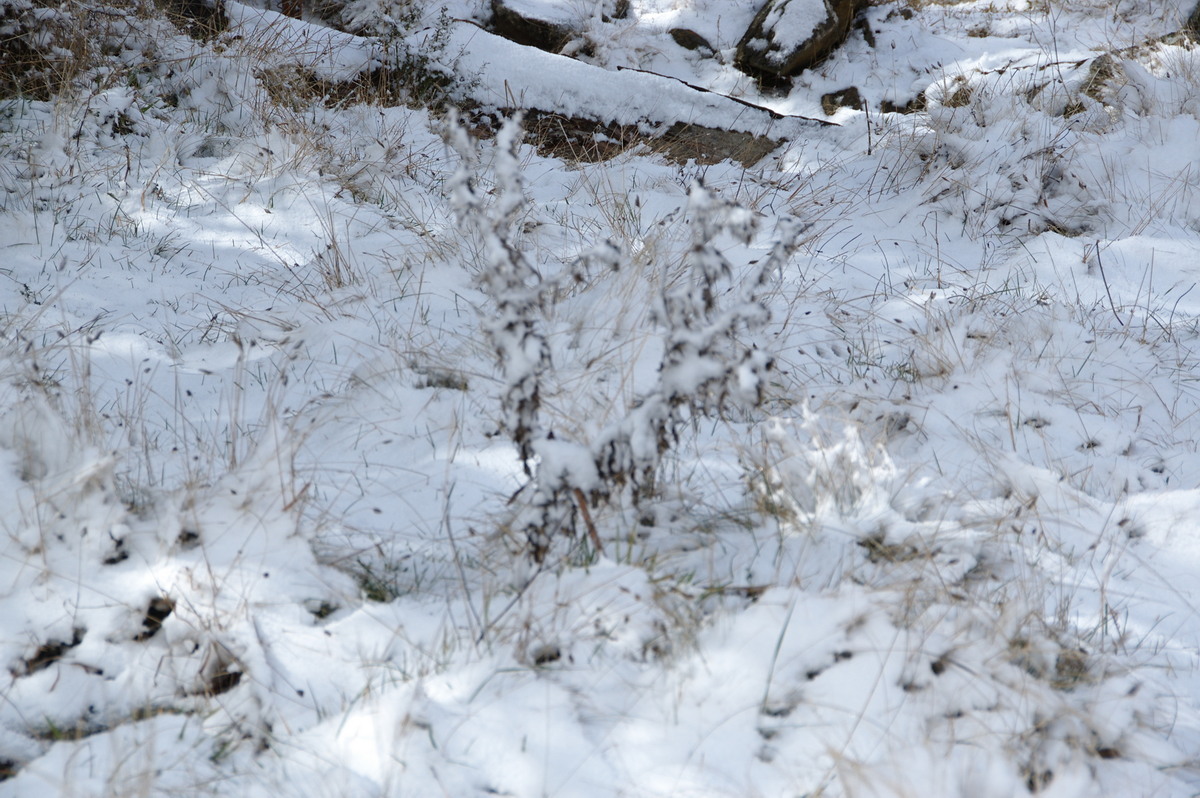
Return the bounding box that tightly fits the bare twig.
[1093,242,1124,326]
[571,487,603,556]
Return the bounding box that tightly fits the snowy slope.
[0,0,1198,796]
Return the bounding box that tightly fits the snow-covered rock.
[736,0,863,78]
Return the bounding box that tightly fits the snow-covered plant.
[883,65,1109,239]
[446,112,550,474]
[321,0,461,109]
[446,113,619,559]
[448,116,805,560]
[327,0,421,35]
[0,0,162,100]
[589,186,806,507]
[0,325,356,773]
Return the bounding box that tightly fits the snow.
[0,0,1199,795]
[226,2,378,80]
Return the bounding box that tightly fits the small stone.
[668,28,714,52]
[880,94,926,114]
[820,85,864,115]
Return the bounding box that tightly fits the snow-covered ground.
[1,0,1199,795]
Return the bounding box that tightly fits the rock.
[668,28,714,52]
[879,94,925,114]
[736,0,863,79]
[490,0,628,53]
[820,85,863,115]
[1188,1,1200,34]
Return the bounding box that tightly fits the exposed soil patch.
[14,628,85,677]
[474,110,782,167]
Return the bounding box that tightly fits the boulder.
[736,0,862,79]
